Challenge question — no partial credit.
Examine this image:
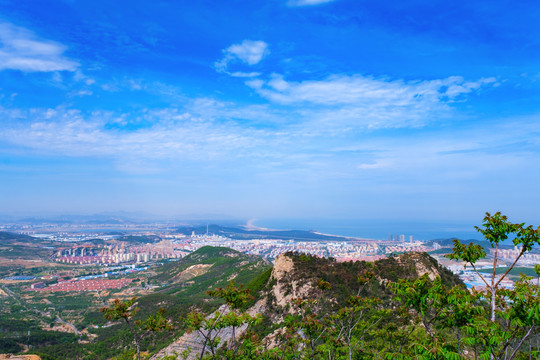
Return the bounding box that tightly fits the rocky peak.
[271,253,295,282]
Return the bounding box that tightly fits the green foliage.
[185,281,262,359]
[431,212,540,360]
[0,338,23,353]
[101,297,171,360]
[1,215,539,359]
[446,240,486,265]
[152,246,271,303]
[207,281,254,310]
[194,212,539,360]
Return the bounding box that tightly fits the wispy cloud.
[247,74,497,129]
[215,40,269,75]
[0,103,277,166]
[1,101,537,179]
[0,70,502,170]
[1,97,539,221]
[248,74,496,105]
[287,0,336,7]
[0,22,78,72]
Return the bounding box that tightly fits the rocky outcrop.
[271,253,294,280]
[397,252,442,281]
[270,253,314,309]
[151,300,266,360]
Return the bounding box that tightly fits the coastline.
[245,219,379,241]
[311,231,376,242]
[248,218,481,241]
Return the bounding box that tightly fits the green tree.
[101,297,170,360]
[389,275,463,359]
[444,212,540,359]
[185,281,262,360]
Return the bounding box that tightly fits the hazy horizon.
[1,1,539,224]
[0,210,507,242]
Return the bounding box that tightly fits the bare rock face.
[175,264,213,282]
[0,355,41,360]
[271,253,294,280]
[412,258,438,281]
[270,253,313,309]
[396,252,440,281]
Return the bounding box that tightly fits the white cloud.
[229,71,262,78]
[357,160,390,170]
[0,72,500,170]
[0,22,78,72]
[73,70,95,85]
[0,104,276,164]
[71,90,93,97]
[246,74,497,129]
[288,0,336,6]
[215,40,268,74]
[249,74,495,105]
[1,100,539,218]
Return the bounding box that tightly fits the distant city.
[1,219,427,262]
[2,218,539,293]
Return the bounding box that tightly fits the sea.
[252,218,481,241]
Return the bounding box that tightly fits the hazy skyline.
[1,1,540,223]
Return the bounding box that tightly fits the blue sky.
[1,0,540,224]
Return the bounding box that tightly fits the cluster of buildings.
[55,240,185,265]
[383,243,430,254]
[7,222,540,293]
[182,234,426,262]
[389,234,415,243]
[50,231,434,266]
[491,247,540,266]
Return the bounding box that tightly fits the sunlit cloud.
[248,74,496,105]
[215,40,269,74]
[246,74,497,129]
[0,104,276,163]
[287,0,336,6]
[1,101,537,180]
[0,22,79,72]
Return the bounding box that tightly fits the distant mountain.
[11,213,153,225]
[176,224,356,242]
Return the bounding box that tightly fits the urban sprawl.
[3,222,540,292]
